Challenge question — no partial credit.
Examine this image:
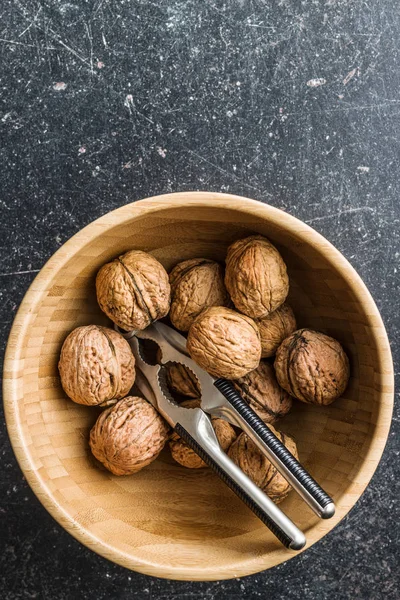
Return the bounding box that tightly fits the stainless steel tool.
[118,321,335,549]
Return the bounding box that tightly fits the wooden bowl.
[3,192,394,581]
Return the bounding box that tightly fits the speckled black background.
[1,1,399,598]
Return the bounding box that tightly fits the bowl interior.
[4,195,393,580]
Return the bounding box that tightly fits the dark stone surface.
[1,1,399,598]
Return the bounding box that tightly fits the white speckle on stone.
[156,146,167,158]
[357,166,370,173]
[53,82,67,91]
[124,94,134,112]
[60,3,78,14]
[306,78,326,87]
[236,81,241,86]
[278,109,288,122]
[343,68,358,85]
[78,146,86,154]
[226,110,233,118]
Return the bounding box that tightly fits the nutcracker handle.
[175,421,306,550]
[214,379,335,519]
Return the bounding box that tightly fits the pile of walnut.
[58,235,350,505]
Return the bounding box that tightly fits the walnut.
[256,303,297,358]
[225,235,289,319]
[166,363,201,399]
[187,306,262,379]
[169,399,237,468]
[89,396,169,475]
[169,258,229,331]
[96,250,170,331]
[274,329,350,405]
[228,426,298,503]
[58,325,135,406]
[234,361,292,424]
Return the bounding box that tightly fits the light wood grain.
[3,192,394,581]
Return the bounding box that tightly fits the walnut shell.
[89,396,169,475]
[58,325,135,406]
[225,235,289,319]
[166,363,201,399]
[274,329,350,405]
[169,399,237,468]
[228,426,298,503]
[256,303,297,358]
[187,307,262,379]
[169,258,229,331]
[96,250,170,331]
[234,361,292,424]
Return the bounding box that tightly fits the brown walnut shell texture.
[225,235,289,319]
[166,363,201,399]
[228,426,298,503]
[187,306,262,379]
[90,396,169,475]
[234,361,292,424]
[96,250,170,331]
[169,258,229,331]
[274,328,350,405]
[256,303,297,358]
[58,325,135,406]
[169,399,237,468]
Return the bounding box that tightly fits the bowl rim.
[3,191,394,581]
